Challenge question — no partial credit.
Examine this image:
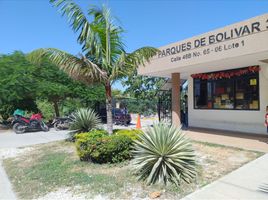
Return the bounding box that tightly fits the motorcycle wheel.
[13,123,26,134]
[54,121,61,131]
[40,122,49,132]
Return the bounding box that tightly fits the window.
[194,79,208,109]
[212,79,234,109]
[235,76,259,110]
[193,67,259,110]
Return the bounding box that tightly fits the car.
[98,108,131,125]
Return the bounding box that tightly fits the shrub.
[69,108,101,137]
[60,98,84,116]
[114,129,143,141]
[36,99,54,122]
[75,130,108,160]
[132,123,196,186]
[75,132,132,163]
[75,129,108,141]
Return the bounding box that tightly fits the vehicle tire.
[40,122,49,132]
[13,123,26,134]
[53,121,61,131]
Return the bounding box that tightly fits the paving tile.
[183,154,268,200]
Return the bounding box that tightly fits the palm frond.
[109,52,129,80]
[88,6,125,71]
[127,47,160,68]
[27,48,108,84]
[50,0,96,53]
[110,47,159,80]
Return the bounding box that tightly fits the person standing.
[184,95,188,128]
[265,106,268,133]
[123,106,128,126]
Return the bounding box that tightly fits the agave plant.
[69,108,101,134]
[259,183,268,193]
[132,123,196,186]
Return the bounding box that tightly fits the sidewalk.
[183,153,268,200]
[0,161,16,200]
[0,129,69,148]
[185,128,268,152]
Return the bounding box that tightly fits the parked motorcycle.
[12,113,49,134]
[0,118,12,129]
[51,116,73,131]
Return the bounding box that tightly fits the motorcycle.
[12,113,49,134]
[51,116,73,131]
[0,118,12,129]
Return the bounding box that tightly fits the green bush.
[36,99,55,122]
[114,129,143,141]
[60,98,84,116]
[75,131,132,163]
[75,130,108,159]
[75,129,108,141]
[132,122,196,186]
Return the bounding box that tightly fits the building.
[138,13,268,135]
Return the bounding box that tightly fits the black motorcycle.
[51,116,73,131]
[0,118,12,129]
[12,113,49,134]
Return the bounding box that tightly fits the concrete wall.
[188,64,268,135]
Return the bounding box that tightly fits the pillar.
[171,73,181,126]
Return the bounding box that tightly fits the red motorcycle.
[12,113,49,134]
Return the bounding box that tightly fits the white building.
[138,13,268,135]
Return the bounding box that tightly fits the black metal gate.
[157,90,172,122]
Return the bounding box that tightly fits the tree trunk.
[105,82,113,135]
[53,100,60,117]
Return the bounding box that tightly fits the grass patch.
[3,142,133,199]
[4,150,121,199]
[3,141,262,199]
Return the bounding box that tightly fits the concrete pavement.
[0,129,69,148]
[185,128,268,152]
[102,116,158,131]
[183,153,268,200]
[0,161,16,200]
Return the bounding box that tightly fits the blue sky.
[1,0,268,89]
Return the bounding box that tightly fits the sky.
[1,0,268,90]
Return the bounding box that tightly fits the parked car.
[98,108,131,125]
[113,108,131,125]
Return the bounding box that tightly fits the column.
[171,73,181,126]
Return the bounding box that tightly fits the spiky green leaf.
[132,122,196,186]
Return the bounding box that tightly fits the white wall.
[188,64,268,135]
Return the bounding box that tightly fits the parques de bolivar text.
[157,20,268,61]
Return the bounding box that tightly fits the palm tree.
[28,0,158,134]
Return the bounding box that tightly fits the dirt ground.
[193,142,261,185]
